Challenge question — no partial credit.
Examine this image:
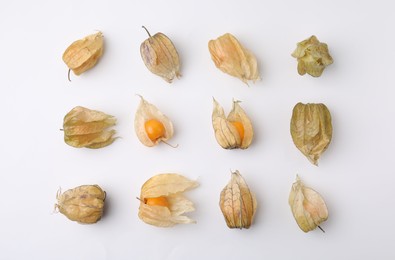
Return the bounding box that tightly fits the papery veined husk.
[140,27,181,83]
[208,33,260,84]
[55,185,106,224]
[291,35,333,77]
[62,32,104,77]
[219,170,257,229]
[63,106,117,148]
[290,102,332,165]
[289,176,328,232]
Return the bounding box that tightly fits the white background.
[1,0,394,259]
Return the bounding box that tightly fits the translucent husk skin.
[63,106,117,149]
[219,170,257,229]
[208,33,260,84]
[138,173,199,227]
[140,27,181,83]
[289,176,328,232]
[290,102,332,165]
[134,95,174,147]
[291,35,333,77]
[62,32,104,77]
[55,185,106,224]
[212,98,253,149]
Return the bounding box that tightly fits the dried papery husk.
[208,33,260,84]
[291,35,333,77]
[138,173,199,227]
[219,170,257,229]
[62,32,104,80]
[55,185,106,224]
[140,26,181,83]
[63,106,117,149]
[290,102,332,165]
[289,176,328,232]
[134,95,174,147]
[212,98,253,149]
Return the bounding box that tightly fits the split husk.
[291,35,333,77]
[140,26,181,83]
[63,106,117,149]
[290,102,332,165]
[138,173,199,227]
[212,98,253,149]
[219,170,257,229]
[55,185,106,224]
[134,95,174,147]
[289,176,328,232]
[62,32,104,80]
[208,33,260,84]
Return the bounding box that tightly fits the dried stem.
[162,140,179,148]
[142,26,152,37]
[318,225,325,233]
[68,69,72,82]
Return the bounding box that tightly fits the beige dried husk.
[63,106,117,149]
[55,185,106,224]
[219,170,257,229]
[140,26,181,83]
[134,95,174,147]
[289,176,328,232]
[291,35,333,77]
[62,32,104,80]
[290,102,332,165]
[138,173,199,227]
[212,98,253,149]
[208,33,260,84]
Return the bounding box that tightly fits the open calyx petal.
[134,95,174,147]
[212,98,253,149]
[138,173,199,227]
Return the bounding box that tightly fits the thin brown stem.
[142,26,151,37]
[318,225,325,233]
[68,69,71,82]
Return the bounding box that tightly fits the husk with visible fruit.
[212,98,253,149]
[134,95,174,147]
[138,173,199,227]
